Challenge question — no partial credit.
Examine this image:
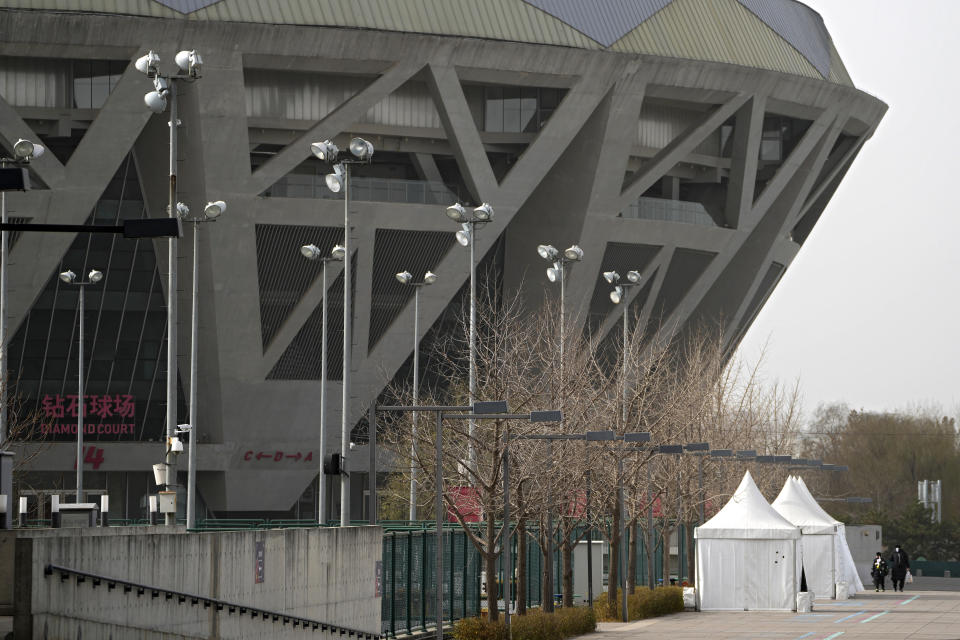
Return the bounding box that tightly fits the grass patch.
[593,587,684,622]
[454,607,596,640]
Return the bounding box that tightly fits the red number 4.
[84,446,105,470]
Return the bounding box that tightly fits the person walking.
[889,544,910,592]
[871,552,888,592]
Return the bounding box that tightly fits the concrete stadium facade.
[0,0,886,518]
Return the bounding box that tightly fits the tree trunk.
[607,501,620,618]
[517,520,527,615]
[661,524,672,587]
[686,520,696,586]
[541,515,554,612]
[626,519,637,593]
[486,517,499,621]
[561,532,573,607]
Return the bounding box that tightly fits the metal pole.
[468,221,476,474]
[410,286,419,521]
[318,262,328,525]
[545,441,553,612]
[698,456,704,525]
[76,285,84,502]
[369,404,377,524]
[619,456,627,622]
[341,163,351,527]
[586,469,593,607]
[0,180,7,445]
[502,441,511,631]
[186,220,199,529]
[164,80,178,525]
[647,460,654,590]
[435,410,443,640]
[622,303,628,426]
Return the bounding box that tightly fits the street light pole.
[59,269,103,502]
[396,270,439,521]
[1,140,45,448]
[183,201,226,529]
[445,204,494,476]
[301,242,345,524]
[164,80,179,525]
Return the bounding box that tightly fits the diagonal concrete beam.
[615,93,750,214]
[723,95,766,229]
[426,64,499,203]
[0,97,65,188]
[246,58,428,196]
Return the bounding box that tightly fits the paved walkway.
[593,583,960,640]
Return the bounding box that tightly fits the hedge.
[593,587,684,622]
[453,607,596,640]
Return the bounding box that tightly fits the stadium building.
[0,0,885,519]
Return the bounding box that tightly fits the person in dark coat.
[889,544,910,591]
[871,552,888,592]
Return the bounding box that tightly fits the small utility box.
[58,503,98,528]
[157,491,177,514]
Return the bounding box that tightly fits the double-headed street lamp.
[59,269,103,502]
[1,138,44,447]
[300,242,346,524]
[176,200,226,529]
[396,269,438,520]
[445,202,493,474]
[311,137,374,526]
[136,47,203,525]
[605,269,642,428]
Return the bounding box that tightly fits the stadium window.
[73,60,126,109]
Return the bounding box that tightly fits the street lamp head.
[456,223,471,247]
[330,244,346,260]
[626,270,641,283]
[13,138,45,161]
[203,200,226,219]
[300,244,322,260]
[473,203,494,221]
[88,270,104,283]
[325,164,345,193]
[445,203,466,222]
[537,244,558,261]
[134,51,160,76]
[395,271,413,285]
[59,270,77,284]
[144,90,167,113]
[423,271,438,285]
[563,245,583,261]
[174,50,202,78]
[175,202,190,218]
[609,285,623,304]
[311,140,339,162]
[603,270,620,284]
[348,137,374,160]
[546,265,561,283]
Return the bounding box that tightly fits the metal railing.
[620,197,717,227]
[44,563,380,638]
[264,175,461,205]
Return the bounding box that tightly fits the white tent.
[793,476,864,597]
[695,471,802,611]
[772,477,840,599]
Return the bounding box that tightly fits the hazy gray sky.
[736,0,960,416]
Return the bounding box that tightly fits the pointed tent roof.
[696,470,800,539]
[772,476,837,534]
[793,476,841,525]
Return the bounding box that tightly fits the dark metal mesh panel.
[584,242,661,337]
[368,229,455,351]
[266,252,356,380]
[254,224,341,348]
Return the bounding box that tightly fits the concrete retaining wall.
[7,526,381,639]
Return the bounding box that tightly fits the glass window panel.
[520,87,538,132]
[502,87,521,132]
[484,87,503,132]
[73,60,92,109]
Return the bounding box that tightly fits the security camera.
[175,424,192,434]
[169,437,184,453]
